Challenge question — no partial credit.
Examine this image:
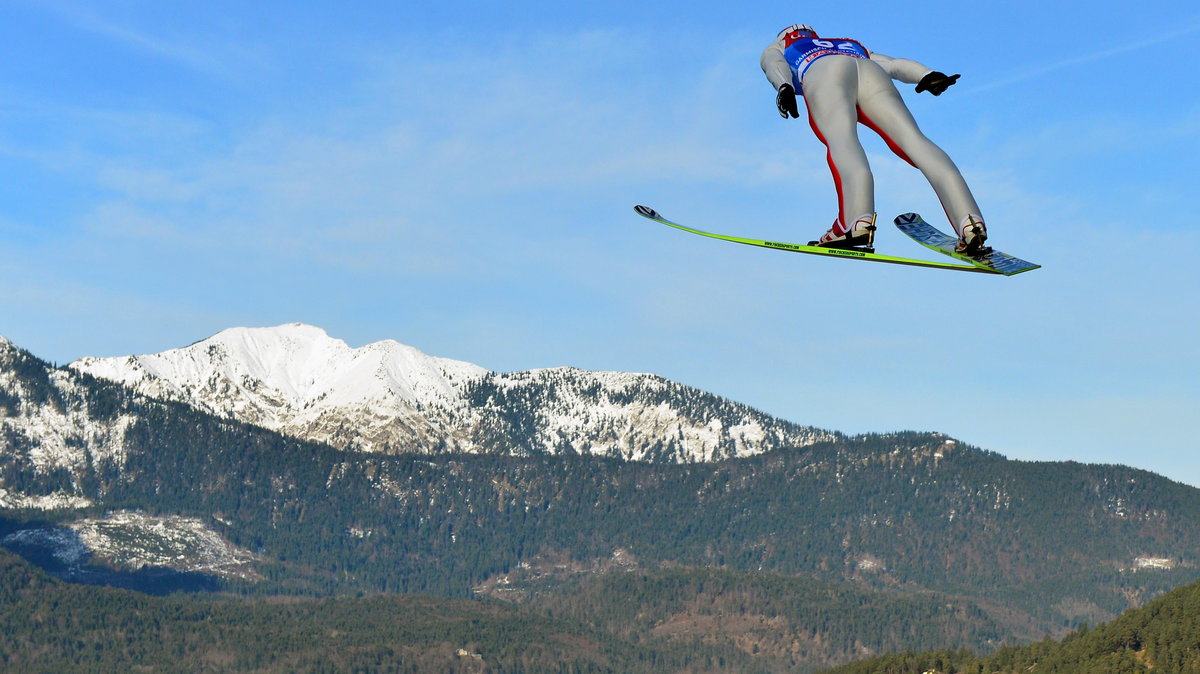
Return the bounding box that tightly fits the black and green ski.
[634,205,1031,274]
[893,213,1040,276]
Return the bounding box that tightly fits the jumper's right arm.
[762,42,800,118]
[761,43,794,91]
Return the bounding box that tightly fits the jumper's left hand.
[916,71,960,96]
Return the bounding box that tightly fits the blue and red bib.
[782,37,870,88]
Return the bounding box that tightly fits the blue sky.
[2,1,1198,486]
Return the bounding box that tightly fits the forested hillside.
[0,548,744,673]
[485,564,1007,671]
[823,576,1200,673]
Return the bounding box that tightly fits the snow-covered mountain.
[71,323,489,456]
[68,323,833,462]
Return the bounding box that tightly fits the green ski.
[634,205,995,274]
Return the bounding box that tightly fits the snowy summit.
[71,324,489,454]
[70,323,831,461]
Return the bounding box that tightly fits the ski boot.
[810,213,876,252]
[955,214,990,257]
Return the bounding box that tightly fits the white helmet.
[777,24,817,46]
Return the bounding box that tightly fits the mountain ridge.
[67,322,836,462]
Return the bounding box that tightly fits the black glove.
[915,71,960,96]
[776,83,799,118]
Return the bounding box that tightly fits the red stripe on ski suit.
[806,107,848,234]
[856,108,916,167]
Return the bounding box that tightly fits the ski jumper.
[761,34,983,238]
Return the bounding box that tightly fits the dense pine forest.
[4,534,1199,672]
[0,548,740,673]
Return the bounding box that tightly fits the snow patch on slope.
[1,342,138,492]
[70,512,261,580]
[0,487,93,510]
[1,513,260,581]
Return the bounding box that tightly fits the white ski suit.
[761,33,982,238]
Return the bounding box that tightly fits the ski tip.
[894,212,921,225]
[634,205,660,219]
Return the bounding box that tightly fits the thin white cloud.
[23,0,263,79]
[961,18,1200,95]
